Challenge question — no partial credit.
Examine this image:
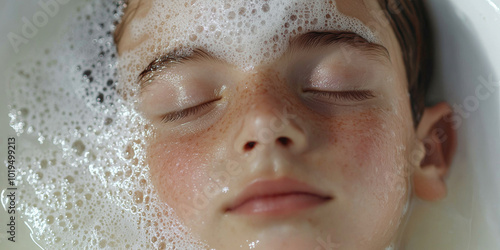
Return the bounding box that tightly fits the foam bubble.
[4,0,205,249]
[119,0,380,95]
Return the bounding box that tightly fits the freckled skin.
[120,0,421,249]
[146,69,413,249]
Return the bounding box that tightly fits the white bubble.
[7,0,203,249]
[122,0,380,81]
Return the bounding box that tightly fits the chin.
[205,231,326,250]
[249,237,321,250]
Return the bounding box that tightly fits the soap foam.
[4,0,381,249]
[119,0,380,97]
[5,0,205,249]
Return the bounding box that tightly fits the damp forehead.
[122,0,381,70]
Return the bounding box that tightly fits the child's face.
[118,0,421,249]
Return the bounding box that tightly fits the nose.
[234,99,307,155]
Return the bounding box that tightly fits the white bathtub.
[1,0,499,249]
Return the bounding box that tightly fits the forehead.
[118,0,389,69]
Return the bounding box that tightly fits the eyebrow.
[138,49,222,91]
[137,31,390,91]
[289,31,390,62]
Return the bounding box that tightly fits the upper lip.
[225,177,332,212]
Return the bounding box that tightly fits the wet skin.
[115,0,455,249]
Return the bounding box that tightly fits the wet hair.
[114,0,433,127]
[377,0,434,127]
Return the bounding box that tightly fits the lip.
[225,177,332,216]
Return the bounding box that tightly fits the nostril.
[277,137,292,146]
[244,141,257,151]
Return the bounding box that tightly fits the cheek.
[146,131,219,216]
[325,109,411,240]
[327,110,399,182]
[329,109,409,208]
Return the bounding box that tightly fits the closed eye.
[304,90,375,102]
[161,97,222,123]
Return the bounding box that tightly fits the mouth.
[225,177,332,216]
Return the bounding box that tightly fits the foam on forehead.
[126,0,379,69]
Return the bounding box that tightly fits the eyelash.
[160,91,372,123]
[161,98,220,123]
[305,90,375,102]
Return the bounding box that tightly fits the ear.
[413,102,457,201]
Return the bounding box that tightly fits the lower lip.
[227,193,331,216]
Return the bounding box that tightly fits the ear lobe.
[413,102,457,201]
